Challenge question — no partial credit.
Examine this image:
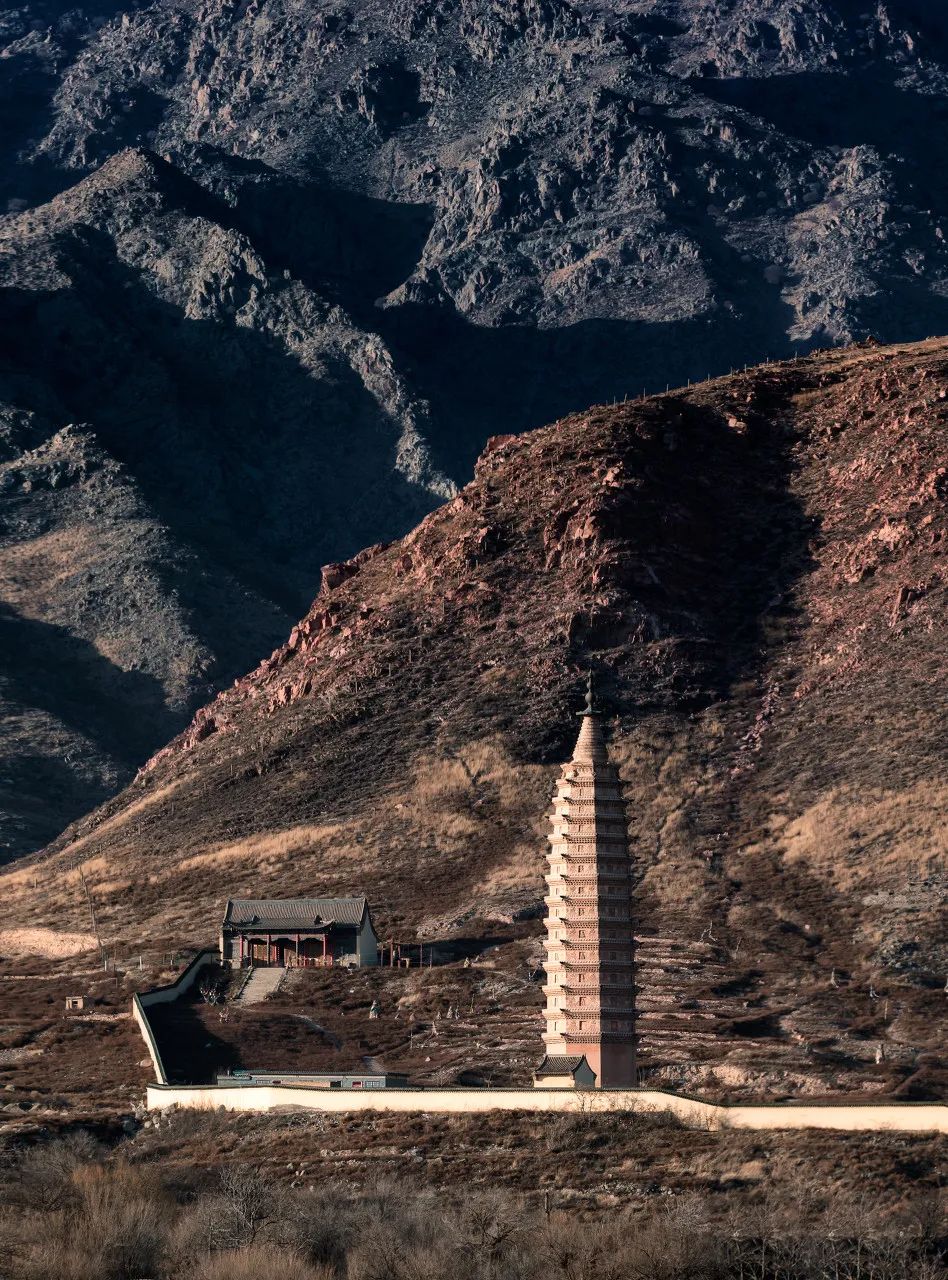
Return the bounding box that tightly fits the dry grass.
[171,825,346,877]
[779,782,948,889]
[189,1248,334,1280]
[0,1133,943,1279]
[412,740,549,854]
[35,777,191,867]
[94,878,135,896]
[1,821,370,949]
[0,525,104,616]
[0,928,97,959]
[789,386,834,410]
[481,842,543,893]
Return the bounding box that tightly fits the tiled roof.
[534,1054,589,1076]
[223,897,367,929]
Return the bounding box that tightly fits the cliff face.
[12,338,947,1099]
[5,1,948,852]
[11,0,948,351]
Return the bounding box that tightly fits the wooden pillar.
[296,932,300,967]
[322,932,328,964]
[268,933,272,965]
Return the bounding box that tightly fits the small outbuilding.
[221,896,378,969]
[217,1069,410,1089]
[533,1054,596,1090]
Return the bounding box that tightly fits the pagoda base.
[570,1042,637,1088]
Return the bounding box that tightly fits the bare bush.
[16,1131,102,1212]
[187,1244,335,1280]
[275,1187,356,1270]
[16,1161,170,1280]
[0,1144,942,1280]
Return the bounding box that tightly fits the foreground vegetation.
[0,1130,943,1280]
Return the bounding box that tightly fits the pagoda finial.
[581,670,598,717]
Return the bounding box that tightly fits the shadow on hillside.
[0,750,118,865]
[0,226,445,623]
[0,602,183,857]
[367,302,808,485]
[223,158,436,311]
[697,71,948,155]
[166,145,810,483]
[0,602,178,762]
[147,1000,241,1085]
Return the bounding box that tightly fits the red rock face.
[29,338,948,1100]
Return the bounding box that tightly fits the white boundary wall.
[145,1084,948,1133]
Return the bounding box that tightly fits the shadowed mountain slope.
[9,337,947,1098]
[6,3,948,849]
[0,148,453,856]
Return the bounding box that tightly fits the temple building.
[535,679,637,1088]
[220,896,378,968]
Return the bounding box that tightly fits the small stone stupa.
[537,676,637,1088]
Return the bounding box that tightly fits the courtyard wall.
[144,1082,948,1133]
[133,950,221,1083]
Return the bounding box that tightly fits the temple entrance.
[297,936,331,967]
[241,935,333,966]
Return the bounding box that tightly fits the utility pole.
[78,865,105,965]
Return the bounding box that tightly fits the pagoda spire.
[538,678,638,1088]
[572,672,608,765]
[583,671,596,714]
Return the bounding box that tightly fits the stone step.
[236,966,286,1005]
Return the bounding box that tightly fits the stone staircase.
[236,966,286,1005]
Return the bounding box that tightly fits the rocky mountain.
[10,338,947,1099]
[0,149,454,856]
[5,0,948,853]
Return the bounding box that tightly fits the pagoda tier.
[540,684,637,1087]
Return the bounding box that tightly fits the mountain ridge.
[6,0,948,854]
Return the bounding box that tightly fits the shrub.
[187,1245,335,1280]
[16,1131,102,1212]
